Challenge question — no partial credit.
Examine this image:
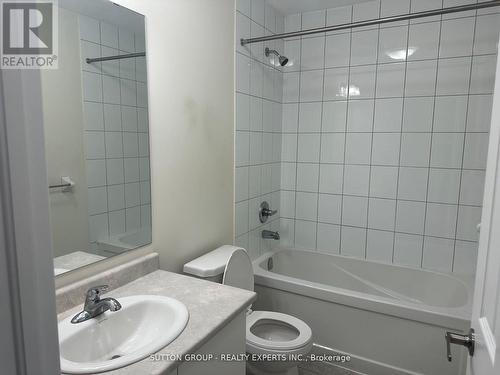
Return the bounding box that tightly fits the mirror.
[42,0,151,276]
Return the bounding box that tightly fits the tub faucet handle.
[263,207,277,216]
[259,201,278,223]
[445,329,475,362]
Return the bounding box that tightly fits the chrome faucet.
[259,201,278,223]
[71,285,122,324]
[262,230,280,240]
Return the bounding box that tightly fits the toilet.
[184,246,313,375]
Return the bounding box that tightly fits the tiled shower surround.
[79,16,151,251]
[234,0,284,259]
[235,0,499,275]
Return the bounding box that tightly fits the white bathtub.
[97,227,152,254]
[252,248,473,375]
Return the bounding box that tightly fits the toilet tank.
[183,245,243,283]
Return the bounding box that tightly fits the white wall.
[41,8,90,257]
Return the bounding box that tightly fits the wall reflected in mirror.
[43,0,151,276]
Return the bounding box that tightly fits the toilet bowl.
[184,246,313,375]
[246,311,313,375]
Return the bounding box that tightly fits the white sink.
[59,295,189,374]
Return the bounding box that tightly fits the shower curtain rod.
[86,52,145,64]
[240,0,500,45]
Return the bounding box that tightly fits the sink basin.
[59,295,189,374]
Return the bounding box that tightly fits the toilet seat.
[222,248,313,356]
[246,310,312,351]
[185,246,314,375]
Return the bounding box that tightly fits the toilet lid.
[222,248,254,292]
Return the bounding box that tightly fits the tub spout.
[262,230,280,240]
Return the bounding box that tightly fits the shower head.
[278,55,289,66]
[265,47,289,67]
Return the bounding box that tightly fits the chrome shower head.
[278,55,289,66]
[265,47,289,67]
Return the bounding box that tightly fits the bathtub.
[97,227,152,254]
[252,248,473,375]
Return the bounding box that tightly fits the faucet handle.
[262,208,278,216]
[85,285,109,301]
[87,285,109,293]
[259,201,278,223]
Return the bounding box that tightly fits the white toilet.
[184,246,313,375]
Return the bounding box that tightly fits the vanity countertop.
[57,269,256,375]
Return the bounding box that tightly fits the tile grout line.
[276,88,499,105]
[420,0,444,269]
[243,1,253,245]
[260,52,499,75]
[114,27,131,235]
[452,5,479,272]
[131,33,143,228]
[98,21,112,243]
[391,0,412,264]
[275,189,483,207]
[339,5,355,256]
[364,2,383,260]
[257,19,266,255]
[292,12,303,249]
[115,25,129,235]
[314,11,328,252]
[263,217,478,244]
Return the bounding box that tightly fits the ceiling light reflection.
[338,85,360,98]
[386,47,417,61]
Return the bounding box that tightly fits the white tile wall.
[235,1,284,259]
[277,0,499,275]
[80,16,151,247]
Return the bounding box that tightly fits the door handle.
[445,328,475,362]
